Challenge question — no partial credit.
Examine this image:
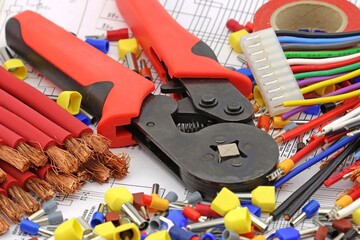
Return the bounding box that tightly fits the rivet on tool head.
[146,122,155,127]
[200,94,217,107]
[225,102,243,115]
[231,159,242,167]
[203,153,214,161]
[215,136,225,144]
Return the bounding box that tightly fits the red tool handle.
[0,88,73,144]
[0,123,25,148]
[116,0,252,97]
[0,161,36,189]
[0,106,56,150]
[6,11,154,147]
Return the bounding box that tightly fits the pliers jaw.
[129,95,279,199]
[161,76,254,124]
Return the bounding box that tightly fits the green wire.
[285,46,360,59]
[295,61,360,80]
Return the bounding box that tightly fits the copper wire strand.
[25,178,55,201]
[46,145,79,174]
[0,216,9,235]
[75,168,91,184]
[8,185,40,214]
[0,145,29,172]
[81,133,111,154]
[64,137,93,164]
[45,168,79,194]
[102,151,130,179]
[16,142,48,167]
[0,169,6,184]
[84,156,111,183]
[0,194,23,222]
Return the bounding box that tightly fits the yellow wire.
[300,68,360,94]
[283,91,360,107]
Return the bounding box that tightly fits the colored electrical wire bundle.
[279,31,360,108]
[268,137,360,222]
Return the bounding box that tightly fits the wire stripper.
[5,8,278,197]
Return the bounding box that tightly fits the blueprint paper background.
[0,0,359,239]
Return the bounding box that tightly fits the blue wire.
[274,134,360,189]
[278,35,360,44]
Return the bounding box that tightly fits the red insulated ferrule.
[0,161,36,189]
[0,106,56,150]
[141,194,153,207]
[182,205,201,222]
[107,28,129,41]
[0,88,73,144]
[0,187,6,196]
[0,123,26,148]
[194,204,221,218]
[0,67,91,137]
[34,164,52,180]
[0,173,19,192]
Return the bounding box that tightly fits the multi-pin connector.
[240,28,304,116]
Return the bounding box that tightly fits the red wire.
[279,98,360,143]
[291,136,325,164]
[291,56,360,74]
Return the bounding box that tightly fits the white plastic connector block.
[240,28,303,116]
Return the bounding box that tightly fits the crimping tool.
[5,5,278,197]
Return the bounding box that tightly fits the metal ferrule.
[290,212,306,227]
[318,207,332,216]
[186,217,224,231]
[121,202,149,230]
[266,168,284,181]
[44,236,55,240]
[27,209,45,221]
[299,226,319,238]
[139,206,150,220]
[152,183,160,195]
[98,203,105,213]
[83,232,99,240]
[45,225,58,231]
[265,215,274,224]
[77,217,96,237]
[38,228,54,237]
[312,218,326,227]
[125,52,139,73]
[250,213,268,232]
[34,217,49,226]
[85,35,106,40]
[235,193,252,201]
[263,228,276,238]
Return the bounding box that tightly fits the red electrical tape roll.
[253,0,360,32]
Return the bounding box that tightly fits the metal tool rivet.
[200,94,217,107]
[231,159,242,167]
[146,122,155,127]
[243,143,251,149]
[225,102,243,115]
[215,136,225,143]
[204,153,214,161]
